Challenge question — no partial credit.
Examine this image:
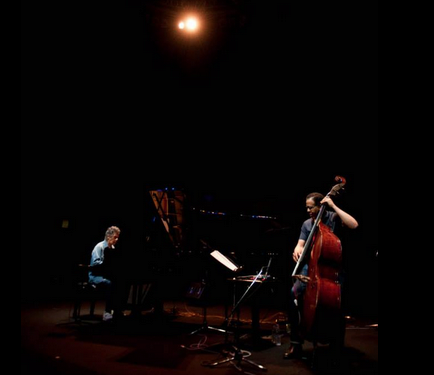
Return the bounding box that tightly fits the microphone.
[263,256,273,279]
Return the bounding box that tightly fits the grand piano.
[117,189,188,316]
[103,188,291,320]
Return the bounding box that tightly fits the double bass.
[292,176,346,345]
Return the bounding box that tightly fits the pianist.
[88,226,121,322]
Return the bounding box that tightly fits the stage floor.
[21,299,378,375]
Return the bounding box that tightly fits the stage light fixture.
[186,17,198,31]
[178,15,200,33]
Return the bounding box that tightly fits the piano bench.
[72,281,100,321]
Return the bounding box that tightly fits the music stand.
[189,242,240,336]
[189,271,230,336]
[205,264,269,373]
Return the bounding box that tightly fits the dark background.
[21,1,378,318]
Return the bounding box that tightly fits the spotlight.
[186,17,198,31]
[178,15,200,33]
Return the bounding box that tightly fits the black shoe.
[284,344,302,359]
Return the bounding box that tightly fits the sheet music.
[211,250,240,272]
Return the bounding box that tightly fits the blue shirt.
[88,239,109,282]
[299,210,340,241]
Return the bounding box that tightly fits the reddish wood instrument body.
[301,222,343,343]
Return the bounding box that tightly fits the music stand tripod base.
[206,266,271,373]
[190,324,230,336]
[188,298,233,336]
[207,345,267,372]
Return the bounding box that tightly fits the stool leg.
[73,301,80,321]
[73,288,82,321]
[90,298,96,316]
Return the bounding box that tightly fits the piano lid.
[149,189,186,251]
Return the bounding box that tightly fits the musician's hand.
[320,196,336,209]
[293,247,303,262]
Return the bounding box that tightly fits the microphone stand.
[263,256,273,280]
[206,267,267,372]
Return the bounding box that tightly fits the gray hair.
[105,226,121,239]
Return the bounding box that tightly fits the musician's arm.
[293,239,306,262]
[334,205,359,229]
[322,196,359,229]
[90,245,104,267]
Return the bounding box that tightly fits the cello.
[292,176,347,345]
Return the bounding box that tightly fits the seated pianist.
[88,225,166,321]
[88,226,128,322]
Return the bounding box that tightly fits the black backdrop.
[21,0,378,318]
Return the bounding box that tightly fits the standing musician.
[284,192,358,360]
